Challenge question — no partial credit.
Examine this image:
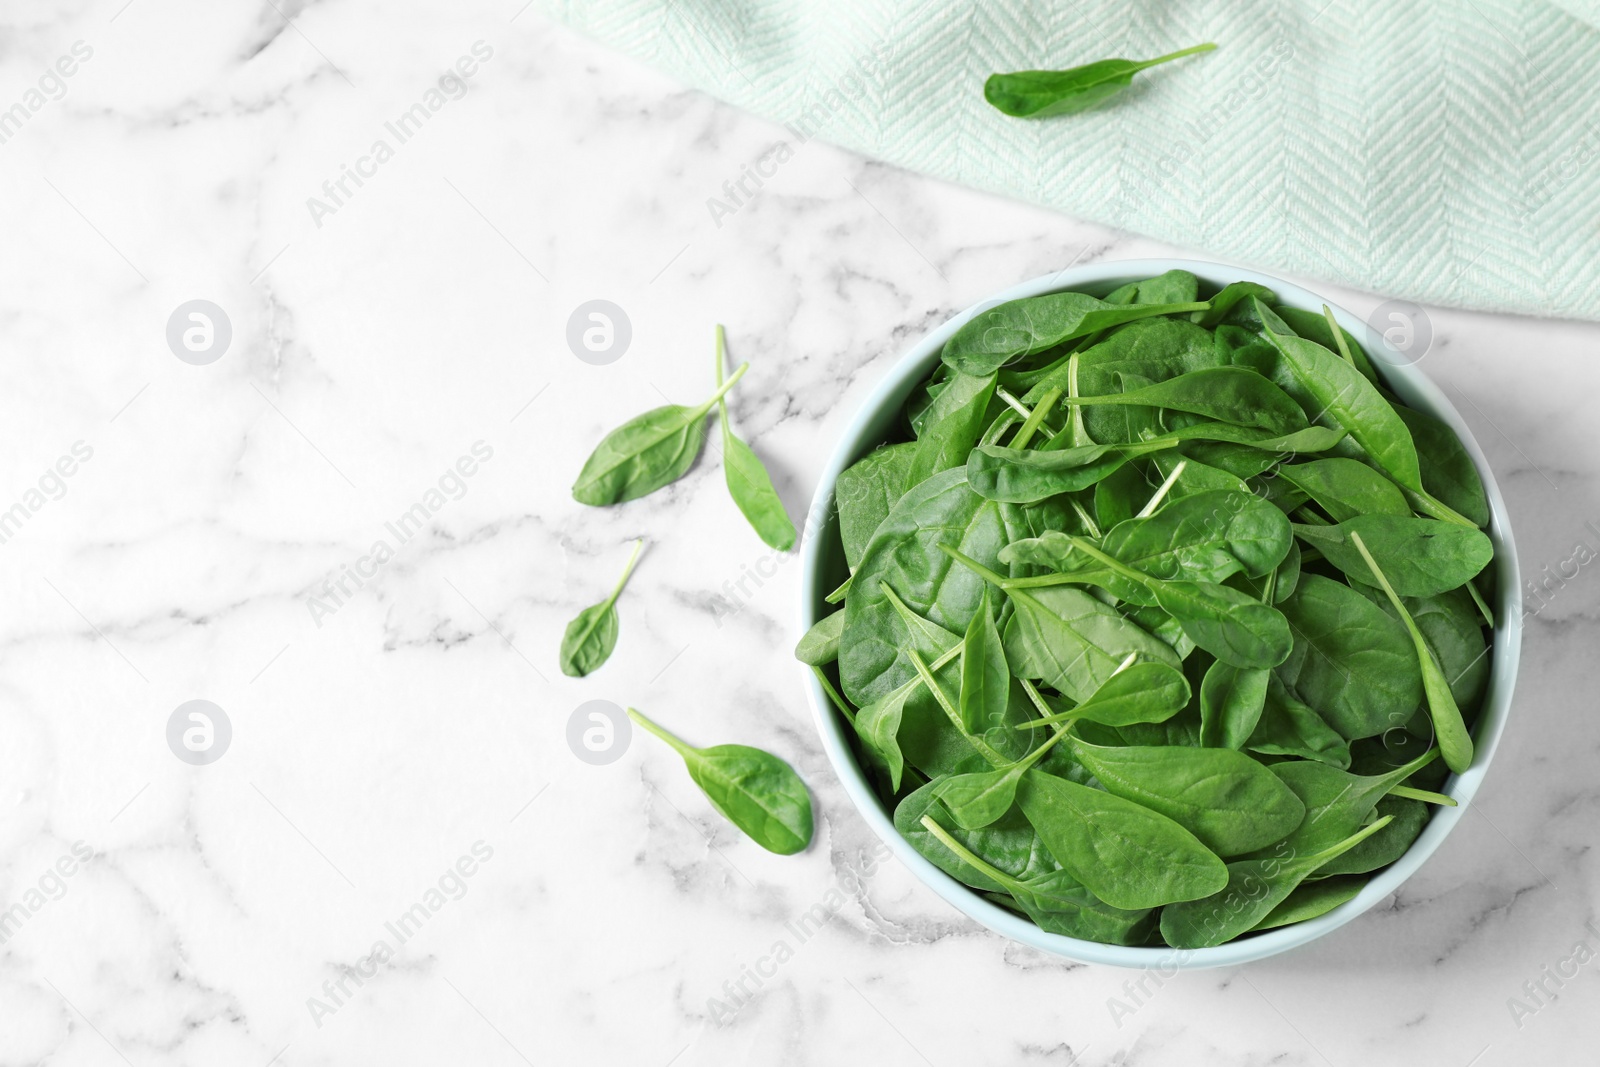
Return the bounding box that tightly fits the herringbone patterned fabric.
[537,0,1600,319]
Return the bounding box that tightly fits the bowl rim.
[797,258,1523,969]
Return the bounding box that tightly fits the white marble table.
[2,3,1597,1065]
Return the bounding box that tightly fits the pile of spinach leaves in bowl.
[796,270,1495,949]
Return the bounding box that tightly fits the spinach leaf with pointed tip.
[559,539,643,677]
[1065,737,1306,856]
[968,424,1346,504]
[573,365,747,504]
[715,326,795,550]
[983,44,1217,119]
[959,585,1010,734]
[1015,661,1191,731]
[1254,299,1425,493]
[905,371,999,489]
[1196,281,1276,328]
[1349,531,1474,773]
[1293,514,1493,598]
[628,707,813,855]
[931,726,1068,829]
[1249,747,1439,858]
[1311,796,1429,879]
[1395,405,1491,527]
[794,610,844,666]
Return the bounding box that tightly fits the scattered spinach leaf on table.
[572,364,748,505]
[984,44,1217,119]
[628,707,813,855]
[714,325,796,550]
[559,539,643,677]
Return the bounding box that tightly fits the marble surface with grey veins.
[1,2,1598,1065]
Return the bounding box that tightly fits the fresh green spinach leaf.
[573,365,747,505]
[628,707,813,855]
[984,44,1217,119]
[1159,815,1395,948]
[715,326,796,550]
[559,539,643,677]
[795,610,844,666]
[1293,514,1493,598]
[944,292,1208,377]
[1017,769,1229,909]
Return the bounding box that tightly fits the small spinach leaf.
[959,586,1010,734]
[1016,661,1191,731]
[573,365,747,504]
[629,707,813,855]
[559,539,643,677]
[795,610,844,666]
[715,327,796,550]
[983,44,1216,119]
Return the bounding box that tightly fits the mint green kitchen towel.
[537,0,1600,319]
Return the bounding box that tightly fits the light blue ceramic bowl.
[799,259,1521,968]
